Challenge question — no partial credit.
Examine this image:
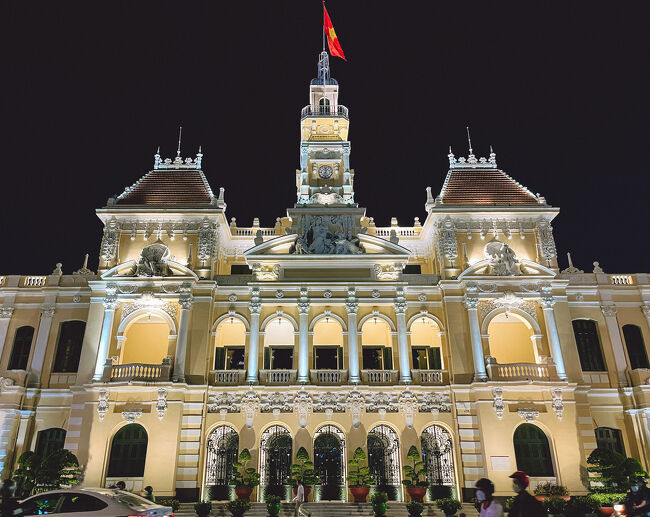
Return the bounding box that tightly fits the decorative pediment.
[101,259,198,280]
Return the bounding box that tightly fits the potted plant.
[534,481,569,501]
[565,495,601,517]
[265,494,282,517]
[588,493,627,516]
[545,496,568,517]
[231,448,260,500]
[288,447,318,499]
[347,447,374,502]
[406,500,425,517]
[436,497,462,517]
[225,498,251,517]
[371,491,389,516]
[402,445,429,502]
[157,499,181,512]
[194,501,212,517]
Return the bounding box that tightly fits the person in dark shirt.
[507,471,545,517]
[0,479,23,517]
[626,477,650,517]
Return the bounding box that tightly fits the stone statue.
[136,241,170,277]
[484,240,520,276]
[289,214,365,255]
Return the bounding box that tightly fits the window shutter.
[383,347,393,370]
[214,348,226,370]
[264,347,271,370]
[428,347,442,370]
[338,346,344,369]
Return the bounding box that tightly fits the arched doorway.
[513,424,554,477]
[121,313,172,365]
[421,425,455,499]
[313,317,344,370]
[487,312,536,364]
[314,425,345,501]
[205,425,239,501]
[260,425,292,500]
[263,318,295,371]
[410,317,443,370]
[106,424,148,482]
[214,319,246,371]
[361,317,393,371]
[367,425,401,500]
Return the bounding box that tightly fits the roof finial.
[466,126,473,154]
[154,146,161,169]
[176,126,183,157]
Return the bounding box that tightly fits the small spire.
[154,146,161,169]
[176,126,183,157]
[466,126,473,154]
[196,145,203,168]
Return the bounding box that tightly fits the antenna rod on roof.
[177,126,183,157]
[466,126,473,154]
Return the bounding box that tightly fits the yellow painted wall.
[487,314,536,363]
[313,319,343,346]
[361,319,391,346]
[120,318,170,364]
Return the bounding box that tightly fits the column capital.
[464,294,479,310]
[601,304,617,318]
[249,302,262,314]
[394,302,407,314]
[641,304,650,318]
[103,295,118,311]
[179,294,194,310]
[41,305,56,319]
[345,300,358,314]
[0,307,14,319]
[297,301,310,314]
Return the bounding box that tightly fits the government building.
[0,51,648,503]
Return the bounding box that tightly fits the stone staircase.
[174,502,479,517]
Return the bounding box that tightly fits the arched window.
[367,425,401,499]
[121,314,171,365]
[314,425,346,500]
[107,424,148,478]
[595,427,625,455]
[214,319,246,370]
[53,321,86,372]
[513,424,554,477]
[35,427,66,458]
[205,425,239,500]
[421,425,455,487]
[8,326,34,370]
[361,318,393,370]
[572,320,606,371]
[313,318,343,370]
[410,317,443,370]
[260,425,292,499]
[622,324,649,370]
[487,313,536,364]
[263,318,295,370]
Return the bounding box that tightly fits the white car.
[19,488,174,516]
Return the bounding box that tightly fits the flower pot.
[266,501,281,516]
[600,507,615,516]
[373,502,387,516]
[536,495,570,502]
[235,486,253,500]
[406,486,427,503]
[350,486,370,503]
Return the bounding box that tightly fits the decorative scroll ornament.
[464,282,480,310]
[517,408,539,423]
[313,392,346,413]
[100,218,120,263]
[493,386,504,420]
[440,217,458,260]
[642,304,650,318]
[419,392,452,417]
[293,389,313,428]
[136,242,171,277]
[366,392,398,415]
[484,240,520,276]
[601,304,617,318]
[207,392,241,414]
[249,288,261,314]
[251,263,281,281]
[374,263,403,281]
[394,287,407,313]
[197,219,216,265]
[121,408,143,423]
[97,389,109,421]
[261,392,293,413]
[178,282,194,310]
[228,293,238,303]
[480,291,538,321]
[117,284,138,294]
[372,289,381,299]
[398,388,419,429]
[156,388,168,420]
[536,219,557,261]
[323,289,333,298]
[551,388,563,420]
[41,305,56,319]
[240,387,260,428]
[121,294,178,322]
[560,252,583,274]
[346,389,365,429]
[0,307,14,319]
[0,377,15,395]
[289,214,365,255]
[539,282,555,308]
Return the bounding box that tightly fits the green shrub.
[429,484,452,500]
[371,491,389,504]
[406,500,425,516]
[231,449,260,489]
[402,446,428,487]
[534,482,568,496]
[586,448,647,493]
[157,498,180,511]
[194,500,212,517]
[347,447,373,487]
[225,497,251,517]
[565,496,601,517]
[437,497,462,516]
[545,496,568,515]
[265,494,282,516]
[287,447,318,486]
[587,493,626,507]
[503,497,516,513]
[12,449,81,497]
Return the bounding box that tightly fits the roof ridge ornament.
[448,145,498,169]
[153,144,204,170]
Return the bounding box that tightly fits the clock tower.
[296,51,354,205]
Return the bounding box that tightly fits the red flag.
[323,3,346,61]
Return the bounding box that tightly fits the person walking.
[291,480,310,517]
[143,486,155,502]
[625,476,650,517]
[475,478,503,517]
[1,479,23,517]
[508,471,545,517]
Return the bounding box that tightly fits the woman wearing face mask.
[626,476,650,517]
[475,478,503,517]
[507,471,545,517]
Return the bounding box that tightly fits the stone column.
[297,300,310,383]
[92,295,118,381]
[247,289,261,384]
[395,300,411,384]
[642,304,650,331]
[28,305,56,387]
[464,291,487,381]
[173,288,194,383]
[601,304,628,387]
[540,292,567,380]
[0,307,14,358]
[346,294,360,384]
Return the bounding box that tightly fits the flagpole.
[322,1,327,110]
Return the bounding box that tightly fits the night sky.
[2,1,649,274]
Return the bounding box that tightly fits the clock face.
[318,165,333,179]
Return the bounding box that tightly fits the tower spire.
[176,126,183,157]
[466,126,473,154]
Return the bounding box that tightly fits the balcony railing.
[411,369,449,385]
[102,357,171,382]
[309,369,348,385]
[210,369,246,386]
[300,104,349,119]
[259,369,297,385]
[485,357,558,381]
[360,369,399,385]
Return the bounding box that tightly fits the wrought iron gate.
[205,424,239,487]
[260,425,292,497]
[314,425,345,500]
[367,425,401,490]
[421,424,454,486]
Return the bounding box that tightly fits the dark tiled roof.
[116,169,214,206]
[440,169,539,205]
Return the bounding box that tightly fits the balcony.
[485,357,559,382]
[259,369,297,385]
[628,368,650,387]
[309,369,348,385]
[102,358,172,382]
[360,369,399,385]
[411,369,449,385]
[210,369,246,386]
[300,104,349,119]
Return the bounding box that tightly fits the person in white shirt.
[476,478,504,517]
[291,480,310,517]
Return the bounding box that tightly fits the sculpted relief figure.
[135,241,171,277]
[484,240,520,276]
[290,214,365,255]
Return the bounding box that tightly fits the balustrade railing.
[102,358,171,382]
[411,369,448,385]
[300,104,349,118]
[375,228,417,237]
[361,369,398,385]
[210,369,246,386]
[485,357,557,381]
[259,369,297,385]
[23,276,47,287]
[610,274,634,285]
[309,369,348,385]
